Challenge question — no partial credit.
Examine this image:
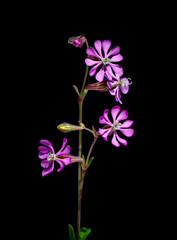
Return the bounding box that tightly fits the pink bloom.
[106,66,132,104]
[85,40,123,82]
[98,106,134,147]
[38,138,82,176]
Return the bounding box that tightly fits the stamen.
[101,57,110,65]
[47,152,56,161]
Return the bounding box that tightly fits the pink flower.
[85,40,123,82]
[38,138,82,176]
[98,106,134,147]
[106,66,132,104]
[68,34,86,48]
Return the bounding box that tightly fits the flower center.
[101,57,110,65]
[112,121,122,130]
[47,152,56,161]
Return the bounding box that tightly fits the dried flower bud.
[57,123,84,133]
[68,34,86,48]
[85,80,109,92]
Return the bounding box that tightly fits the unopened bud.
[85,80,109,92]
[57,123,84,133]
[68,34,86,48]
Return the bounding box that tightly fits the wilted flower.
[85,40,123,82]
[106,66,132,104]
[68,34,86,48]
[85,79,109,92]
[98,106,134,147]
[38,138,82,176]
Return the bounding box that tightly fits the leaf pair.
[68,224,91,240]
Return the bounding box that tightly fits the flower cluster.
[85,40,132,104]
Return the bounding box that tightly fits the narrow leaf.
[68,224,76,240]
[87,157,94,167]
[73,85,80,96]
[79,227,91,240]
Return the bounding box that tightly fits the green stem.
[77,39,89,240]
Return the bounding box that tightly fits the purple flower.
[106,66,132,104]
[68,34,86,48]
[98,106,134,147]
[38,138,82,176]
[85,40,123,82]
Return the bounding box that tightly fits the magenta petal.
[111,132,120,147]
[56,161,64,172]
[98,128,112,141]
[89,63,102,76]
[117,110,128,122]
[117,133,127,146]
[41,160,51,168]
[38,152,48,159]
[109,63,123,74]
[38,146,51,153]
[94,40,103,58]
[39,139,54,153]
[95,68,105,82]
[120,85,129,94]
[120,120,134,128]
[102,40,111,57]
[119,128,134,137]
[111,106,121,122]
[115,87,122,104]
[86,46,100,58]
[110,54,123,62]
[57,145,71,155]
[56,138,67,155]
[107,46,120,57]
[103,109,112,125]
[109,88,116,96]
[85,58,100,66]
[42,161,54,176]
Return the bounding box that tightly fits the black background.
[20,4,173,240]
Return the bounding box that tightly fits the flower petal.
[103,109,112,125]
[120,85,129,94]
[85,58,100,66]
[109,63,123,74]
[86,46,100,58]
[42,161,54,176]
[111,131,120,147]
[89,63,102,76]
[117,133,127,146]
[102,40,111,57]
[107,46,120,57]
[117,110,128,122]
[94,40,103,58]
[41,160,51,168]
[56,138,67,155]
[110,54,123,62]
[119,128,134,137]
[98,128,112,141]
[111,106,121,122]
[95,68,105,82]
[38,152,48,159]
[115,87,122,104]
[39,139,54,153]
[38,146,51,153]
[120,120,134,128]
[55,160,64,172]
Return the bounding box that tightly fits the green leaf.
[73,85,80,96]
[79,227,91,240]
[68,224,76,240]
[87,157,94,167]
[82,155,86,165]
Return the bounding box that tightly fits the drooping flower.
[38,138,82,176]
[68,34,86,48]
[105,66,132,104]
[98,106,134,147]
[85,40,123,82]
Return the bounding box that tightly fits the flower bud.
[68,34,86,48]
[57,123,84,133]
[85,80,109,92]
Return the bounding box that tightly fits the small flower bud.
[57,123,84,133]
[68,34,86,48]
[85,80,109,92]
